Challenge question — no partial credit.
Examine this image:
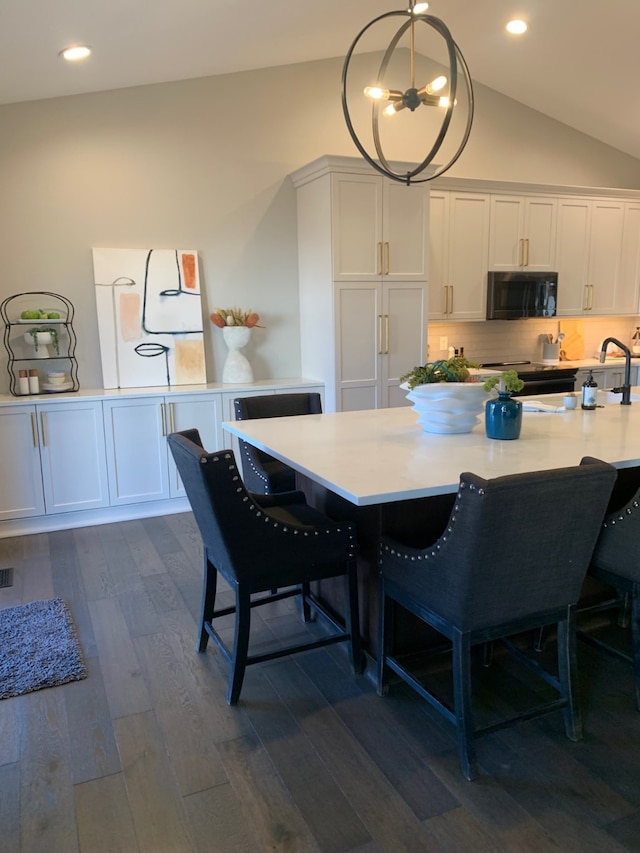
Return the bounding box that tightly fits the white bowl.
[401,381,489,434]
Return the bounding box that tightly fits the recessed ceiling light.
[506,19,528,35]
[60,45,91,62]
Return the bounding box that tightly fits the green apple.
[47,312,60,319]
[21,310,40,320]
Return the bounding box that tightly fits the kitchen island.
[223,393,640,658]
[223,391,640,504]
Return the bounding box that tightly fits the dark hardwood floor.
[1,512,640,852]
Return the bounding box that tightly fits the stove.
[480,360,577,395]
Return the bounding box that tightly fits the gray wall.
[1,54,639,392]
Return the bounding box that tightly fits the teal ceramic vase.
[485,391,522,440]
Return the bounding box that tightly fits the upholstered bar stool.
[580,469,640,710]
[377,457,616,780]
[233,392,322,494]
[167,428,363,705]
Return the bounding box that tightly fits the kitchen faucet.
[599,337,632,405]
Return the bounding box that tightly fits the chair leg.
[197,555,218,652]
[533,625,546,653]
[452,630,477,781]
[227,586,251,706]
[558,605,583,741]
[377,580,393,696]
[632,584,640,711]
[344,563,364,674]
[301,581,313,622]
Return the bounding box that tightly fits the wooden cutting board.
[559,319,584,361]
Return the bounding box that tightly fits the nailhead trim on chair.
[602,499,639,528]
[378,486,468,564]
[198,451,354,552]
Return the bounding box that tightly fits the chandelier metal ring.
[341,9,474,184]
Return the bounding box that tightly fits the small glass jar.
[28,369,40,394]
[18,369,29,395]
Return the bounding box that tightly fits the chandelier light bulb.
[364,85,390,100]
[426,76,447,94]
[411,2,429,14]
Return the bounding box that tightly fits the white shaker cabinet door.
[37,401,110,513]
[103,398,170,505]
[166,394,223,497]
[429,190,490,321]
[382,283,426,408]
[0,405,45,520]
[331,172,427,282]
[335,282,381,411]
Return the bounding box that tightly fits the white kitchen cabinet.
[331,171,428,282]
[574,365,639,393]
[556,198,629,316]
[333,281,425,411]
[429,190,490,321]
[619,201,640,315]
[292,156,428,412]
[103,393,222,505]
[488,195,557,271]
[0,400,109,520]
[165,394,223,497]
[37,400,110,513]
[0,406,45,520]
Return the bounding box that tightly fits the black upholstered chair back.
[167,428,350,587]
[591,481,640,581]
[233,392,322,494]
[393,457,617,632]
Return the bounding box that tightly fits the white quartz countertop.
[0,377,323,406]
[224,391,640,506]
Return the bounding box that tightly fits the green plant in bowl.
[400,356,481,390]
[26,326,60,354]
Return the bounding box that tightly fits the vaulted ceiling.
[2,0,639,159]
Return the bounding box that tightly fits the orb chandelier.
[341,1,474,184]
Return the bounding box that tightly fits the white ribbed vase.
[401,381,488,434]
[222,326,254,383]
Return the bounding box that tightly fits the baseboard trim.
[0,497,191,539]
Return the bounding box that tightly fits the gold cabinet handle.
[378,314,383,355]
[377,242,383,277]
[31,412,38,448]
[589,284,594,310]
[449,285,454,315]
[169,402,176,433]
[524,238,530,267]
[384,314,389,354]
[40,412,48,447]
[160,403,167,436]
[384,242,390,276]
[443,286,449,315]
[583,285,590,311]
[518,238,524,267]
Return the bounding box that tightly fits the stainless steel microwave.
[486,271,558,320]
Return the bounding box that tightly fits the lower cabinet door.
[37,401,110,513]
[0,406,45,520]
[103,398,170,505]
[166,394,223,497]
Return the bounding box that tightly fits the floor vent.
[0,568,14,589]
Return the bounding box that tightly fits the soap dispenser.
[632,327,640,354]
[581,371,598,410]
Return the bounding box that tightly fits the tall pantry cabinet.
[291,156,428,412]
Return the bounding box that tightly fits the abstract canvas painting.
[92,248,206,389]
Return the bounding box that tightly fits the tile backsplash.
[428,317,640,364]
